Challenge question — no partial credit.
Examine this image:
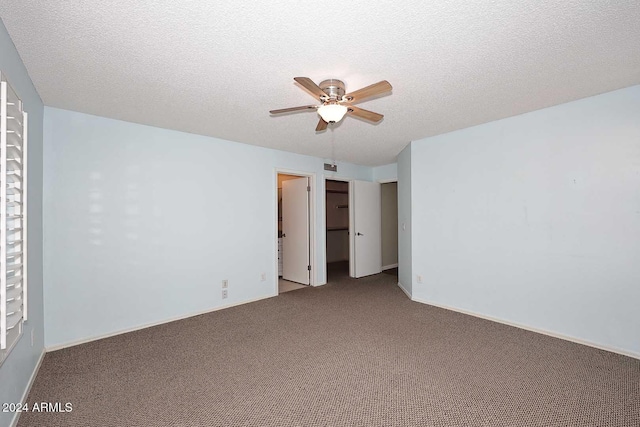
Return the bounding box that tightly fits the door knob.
[282,233,286,237]
[356,232,364,236]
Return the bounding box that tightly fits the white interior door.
[282,177,310,285]
[352,180,382,278]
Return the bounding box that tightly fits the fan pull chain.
[330,125,336,167]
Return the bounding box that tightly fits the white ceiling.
[1,1,639,166]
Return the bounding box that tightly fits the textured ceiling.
[1,1,639,166]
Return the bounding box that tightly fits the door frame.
[275,169,317,292]
[323,176,353,281]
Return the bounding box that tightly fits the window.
[0,72,28,364]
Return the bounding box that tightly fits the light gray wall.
[397,145,412,294]
[43,107,372,349]
[372,163,397,181]
[410,85,640,356]
[0,18,45,427]
[381,182,398,268]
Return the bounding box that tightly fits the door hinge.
[307,265,311,271]
[307,186,311,192]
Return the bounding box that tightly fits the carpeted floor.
[383,267,398,276]
[18,272,639,426]
[278,278,308,294]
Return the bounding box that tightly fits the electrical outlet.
[222,279,228,289]
[222,289,228,299]
[417,275,423,284]
[261,272,266,282]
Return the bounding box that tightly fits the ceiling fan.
[270,77,392,131]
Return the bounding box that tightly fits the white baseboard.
[412,296,640,360]
[10,349,45,427]
[397,282,412,299]
[382,263,398,271]
[46,293,277,352]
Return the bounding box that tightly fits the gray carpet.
[18,273,640,426]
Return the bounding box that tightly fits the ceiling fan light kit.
[317,104,348,123]
[270,77,392,131]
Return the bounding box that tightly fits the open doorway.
[381,181,398,279]
[325,179,350,281]
[326,178,388,282]
[277,172,314,294]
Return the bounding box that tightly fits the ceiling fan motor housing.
[319,79,346,101]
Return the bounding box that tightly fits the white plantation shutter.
[0,72,27,359]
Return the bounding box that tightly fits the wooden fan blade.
[316,118,328,131]
[347,105,384,123]
[343,80,392,104]
[294,77,327,99]
[270,105,317,114]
